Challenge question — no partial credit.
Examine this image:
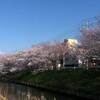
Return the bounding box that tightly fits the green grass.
[1,68,100,99]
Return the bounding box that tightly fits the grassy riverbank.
[1,68,100,99]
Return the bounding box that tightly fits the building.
[63,39,79,67]
[67,39,78,48]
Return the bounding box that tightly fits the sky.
[0,0,100,53]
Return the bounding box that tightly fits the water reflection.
[0,82,78,100]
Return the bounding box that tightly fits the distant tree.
[80,28,100,67]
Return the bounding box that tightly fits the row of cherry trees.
[0,41,72,70]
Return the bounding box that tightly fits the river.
[0,82,84,100]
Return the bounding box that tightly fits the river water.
[0,82,83,100]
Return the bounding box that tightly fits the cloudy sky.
[0,0,100,52]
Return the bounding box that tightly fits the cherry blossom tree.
[80,27,100,67]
